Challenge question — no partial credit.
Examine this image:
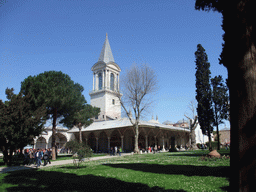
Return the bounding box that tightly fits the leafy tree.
[195,44,214,151]
[61,104,100,143]
[117,64,158,153]
[195,1,255,190]
[211,75,229,150]
[20,71,86,160]
[0,88,46,165]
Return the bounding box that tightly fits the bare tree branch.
[118,63,158,153]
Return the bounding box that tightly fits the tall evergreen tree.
[211,75,229,150]
[0,88,46,165]
[195,44,214,151]
[21,71,86,160]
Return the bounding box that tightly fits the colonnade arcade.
[35,133,67,149]
[73,127,189,152]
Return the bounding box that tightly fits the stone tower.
[89,34,122,121]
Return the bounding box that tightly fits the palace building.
[34,34,190,152]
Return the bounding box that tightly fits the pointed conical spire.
[98,33,115,63]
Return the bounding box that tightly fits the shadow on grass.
[167,150,230,157]
[2,169,186,192]
[104,163,230,178]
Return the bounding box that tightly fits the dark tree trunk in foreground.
[195,0,256,191]
[222,2,256,191]
[51,107,57,160]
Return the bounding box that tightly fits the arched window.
[98,73,102,90]
[110,73,114,91]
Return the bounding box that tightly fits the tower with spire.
[89,34,122,121]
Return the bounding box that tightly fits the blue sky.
[0,0,229,129]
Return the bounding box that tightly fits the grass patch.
[0,150,230,191]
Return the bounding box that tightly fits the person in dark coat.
[34,149,42,168]
[43,149,48,166]
[46,148,51,164]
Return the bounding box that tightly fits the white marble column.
[162,137,165,151]
[102,70,105,89]
[118,74,120,91]
[95,73,99,90]
[93,73,95,91]
[114,73,117,91]
[121,136,124,150]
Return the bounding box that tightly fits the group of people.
[23,148,52,168]
[109,146,122,156]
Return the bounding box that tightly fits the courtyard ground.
[0,149,230,191]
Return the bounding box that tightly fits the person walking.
[43,149,48,166]
[47,148,51,164]
[35,149,42,168]
[28,149,33,165]
[118,147,122,156]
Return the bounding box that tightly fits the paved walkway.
[0,153,132,173]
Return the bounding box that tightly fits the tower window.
[112,99,115,105]
[98,73,102,90]
[110,73,114,91]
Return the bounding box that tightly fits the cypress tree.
[195,44,214,151]
[211,75,229,150]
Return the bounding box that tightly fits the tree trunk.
[134,123,139,153]
[207,130,212,151]
[216,123,220,150]
[228,36,256,192]
[79,125,82,144]
[3,148,8,165]
[51,107,57,160]
[191,128,197,150]
[221,1,256,190]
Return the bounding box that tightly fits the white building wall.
[195,124,214,144]
[105,92,121,119]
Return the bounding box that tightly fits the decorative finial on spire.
[152,115,154,120]
[106,33,108,39]
[156,115,158,121]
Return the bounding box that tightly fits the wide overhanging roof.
[68,117,189,133]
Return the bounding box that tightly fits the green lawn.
[0,149,230,192]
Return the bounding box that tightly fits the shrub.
[65,140,92,168]
[205,141,219,150]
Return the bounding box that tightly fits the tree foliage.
[211,75,229,150]
[118,64,158,153]
[62,104,100,143]
[195,44,214,150]
[20,71,86,160]
[0,88,46,165]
